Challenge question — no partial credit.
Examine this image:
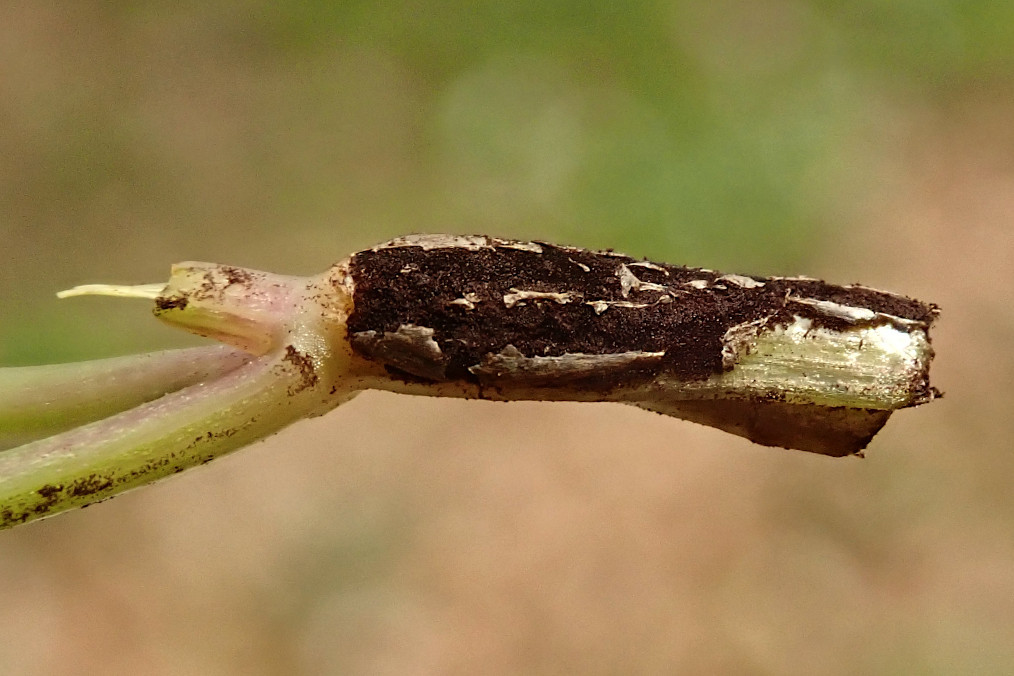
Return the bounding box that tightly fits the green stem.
[0,344,347,529]
[0,346,251,450]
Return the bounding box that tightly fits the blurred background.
[1,1,1012,673]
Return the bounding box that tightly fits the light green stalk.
[0,351,314,526]
[0,346,250,450]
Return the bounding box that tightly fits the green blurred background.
[2,1,1013,674]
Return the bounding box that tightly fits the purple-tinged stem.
[0,346,251,450]
[0,344,355,529]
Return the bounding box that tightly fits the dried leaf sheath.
[341,235,938,455]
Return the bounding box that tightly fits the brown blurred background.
[2,1,1013,674]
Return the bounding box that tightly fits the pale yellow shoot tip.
[56,283,166,300]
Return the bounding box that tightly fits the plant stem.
[0,234,940,529]
[0,346,250,450]
[0,345,354,529]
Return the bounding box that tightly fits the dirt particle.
[33,484,64,514]
[281,345,319,394]
[37,484,63,499]
[154,296,188,312]
[68,475,114,498]
[220,266,255,287]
